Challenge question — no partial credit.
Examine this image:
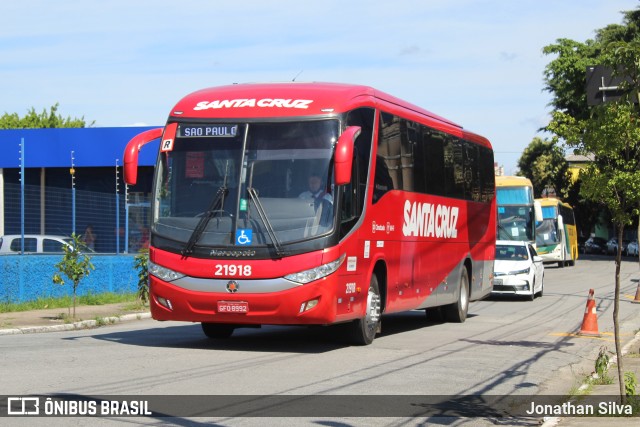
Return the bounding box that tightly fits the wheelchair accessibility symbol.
[236,229,252,245]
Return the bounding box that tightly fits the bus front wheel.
[347,275,381,345]
[201,323,235,339]
[444,269,469,323]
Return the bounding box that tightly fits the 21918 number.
[215,264,252,277]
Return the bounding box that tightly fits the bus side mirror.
[557,214,564,236]
[534,200,543,222]
[334,126,361,186]
[123,128,164,185]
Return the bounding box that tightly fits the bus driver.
[299,172,332,203]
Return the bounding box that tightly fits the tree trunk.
[614,226,625,404]
[73,285,77,320]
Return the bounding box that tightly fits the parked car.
[493,240,544,301]
[606,237,630,256]
[627,240,639,257]
[584,236,607,254]
[578,236,587,254]
[0,234,93,254]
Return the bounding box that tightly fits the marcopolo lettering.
[193,99,313,110]
[402,200,459,238]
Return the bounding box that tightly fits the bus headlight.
[284,254,346,284]
[148,261,185,282]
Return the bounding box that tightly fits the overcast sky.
[1,0,638,174]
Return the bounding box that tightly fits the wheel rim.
[461,276,469,309]
[365,288,381,331]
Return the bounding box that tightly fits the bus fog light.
[157,297,173,310]
[300,298,319,313]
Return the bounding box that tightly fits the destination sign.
[178,124,238,138]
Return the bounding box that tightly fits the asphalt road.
[1,254,639,426]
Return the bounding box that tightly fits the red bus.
[124,82,496,345]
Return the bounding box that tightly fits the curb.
[540,329,640,427]
[0,312,151,335]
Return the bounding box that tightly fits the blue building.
[0,127,160,253]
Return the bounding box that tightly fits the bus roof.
[495,175,533,188]
[167,82,492,149]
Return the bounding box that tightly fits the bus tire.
[348,275,381,345]
[201,323,235,339]
[444,269,469,323]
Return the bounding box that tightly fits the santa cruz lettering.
[193,99,313,110]
[402,200,459,238]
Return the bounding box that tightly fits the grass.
[0,292,139,314]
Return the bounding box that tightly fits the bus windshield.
[536,205,560,246]
[152,120,340,252]
[496,185,535,242]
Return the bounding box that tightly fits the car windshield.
[495,244,529,261]
[152,120,339,251]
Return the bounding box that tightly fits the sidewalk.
[0,302,150,335]
[542,327,640,426]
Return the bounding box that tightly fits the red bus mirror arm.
[334,126,361,186]
[123,128,163,185]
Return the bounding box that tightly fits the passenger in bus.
[299,172,333,204]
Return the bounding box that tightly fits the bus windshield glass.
[496,186,535,242]
[536,205,560,246]
[153,120,339,250]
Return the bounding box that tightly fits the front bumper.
[492,275,532,296]
[148,275,346,325]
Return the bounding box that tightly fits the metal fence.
[3,182,150,254]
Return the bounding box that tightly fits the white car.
[493,240,544,301]
[627,240,639,257]
[0,234,89,254]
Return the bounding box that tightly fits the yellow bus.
[535,197,578,267]
[496,176,539,245]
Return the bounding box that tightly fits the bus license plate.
[217,301,249,314]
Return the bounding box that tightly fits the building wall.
[1,127,159,252]
[0,254,141,303]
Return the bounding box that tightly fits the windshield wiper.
[182,185,228,257]
[182,161,232,257]
[246,187,287,258]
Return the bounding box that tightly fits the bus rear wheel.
[201,323,235,339]
[444,269,469,323]
[347,275,381,345]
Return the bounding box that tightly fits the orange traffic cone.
[578,289,600,336]
[633,282,640,304]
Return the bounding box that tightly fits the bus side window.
[373,156,393,203]
[345,107,374,210]
[341,108,374,236]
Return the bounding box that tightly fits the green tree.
[547,71,640,409]
[0,103,93,129]
[544,6,640,405]
[543,9,640,119]
[517,137,572,198]
[134,249,149,304]
[52,233,96,319]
